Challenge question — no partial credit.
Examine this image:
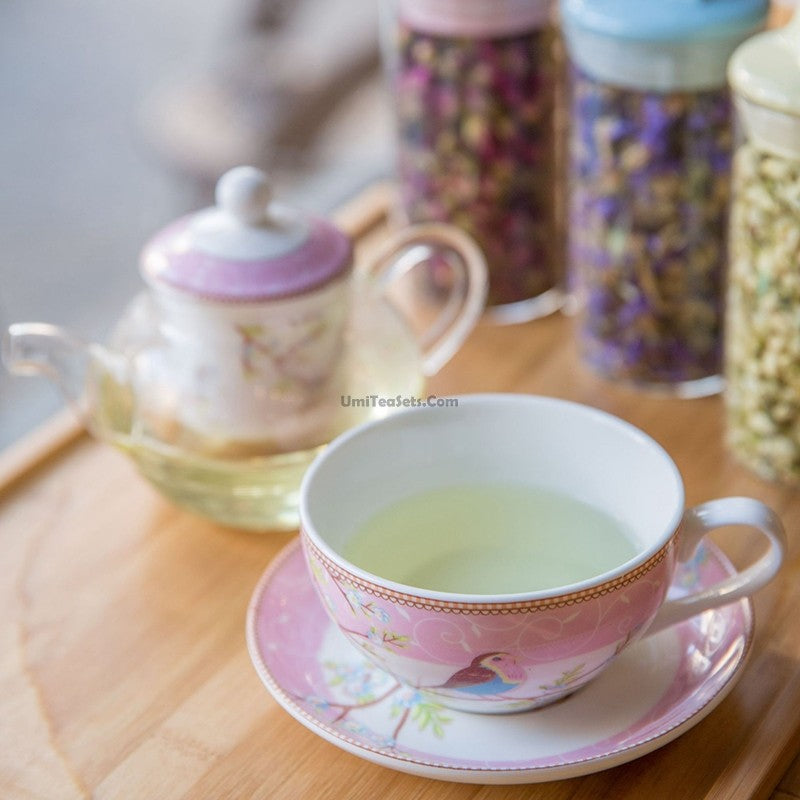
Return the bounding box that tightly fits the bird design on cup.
[436,652,526,696]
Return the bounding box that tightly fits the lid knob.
[215,166,273,227]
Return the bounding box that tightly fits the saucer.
[246,539,753,784]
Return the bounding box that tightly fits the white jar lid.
[397,0,553,37]
[729,10,800,158]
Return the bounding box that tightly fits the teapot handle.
[360,224,488,376]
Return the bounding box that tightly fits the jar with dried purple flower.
[561,0,766,395]
[725,10,800,482]
[382,0,562,323]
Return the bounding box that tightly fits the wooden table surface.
[3,186,800,800]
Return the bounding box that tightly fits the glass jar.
[381,0,562,323]
[725,11,800,482]
[561,0,766,395]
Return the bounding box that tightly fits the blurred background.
[0,0,390,448]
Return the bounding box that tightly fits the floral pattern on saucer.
[246,539,753,784]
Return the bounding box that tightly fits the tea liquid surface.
[344,484,638,594]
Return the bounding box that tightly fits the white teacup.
[300,394,785,713]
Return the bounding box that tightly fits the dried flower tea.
[726,144,800,481]
[568,69,732,389]
[392,20,560,310]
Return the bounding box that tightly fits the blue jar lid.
[560,0,767,42]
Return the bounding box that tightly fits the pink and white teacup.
[299,394,785,713]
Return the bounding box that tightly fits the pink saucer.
[246,539,753,784]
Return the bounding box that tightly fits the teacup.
[299,394,785,713]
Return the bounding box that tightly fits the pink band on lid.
[398,0,553,37]
[141,216,352,302]
[139,167,353,302]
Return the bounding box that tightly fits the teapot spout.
[3,323,95,421]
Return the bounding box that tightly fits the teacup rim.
[299,393,685,604]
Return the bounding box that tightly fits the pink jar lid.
[140,166,352,302]
[397,0,553,37]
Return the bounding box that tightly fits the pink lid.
[140,166,352,302]
[398,0,553,37]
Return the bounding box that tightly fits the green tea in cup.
[343,483,638,595]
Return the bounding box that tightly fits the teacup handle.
[361,223,488,376]
[646,497,786,636]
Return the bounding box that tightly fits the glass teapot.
[3,167,488,530]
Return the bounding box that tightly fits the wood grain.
[0,409,83,494]
[2,186,800,800]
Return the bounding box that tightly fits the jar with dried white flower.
[725,10,800,481]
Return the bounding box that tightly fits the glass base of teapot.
[102,376,425,530]
[116,434,319,531]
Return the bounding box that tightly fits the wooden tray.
[3,184,800,800]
